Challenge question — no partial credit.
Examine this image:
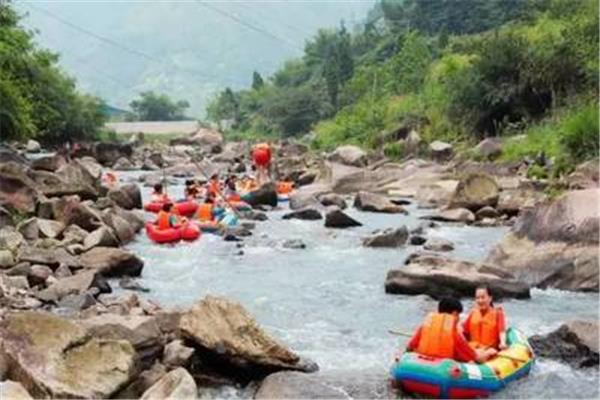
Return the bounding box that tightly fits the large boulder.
[0,147,28,165]
[79,247,144,277]
[0,162,38,213]
[449,173,499,211]
[103,212,136,244]
[162,340,195,369]
[385,253,530,299]
[53,161,100,200]
[170,128,223,151]
[289,184,330,210]
[414,181,459,208]
[324,208,362,228]
[113,157,136,171]
[497,188,545,216]
[568,160,599,190]
[93,142,133,166]
[486,189,599,292]
[18,246,80,269]
[179,296,316,381]
[362,227,408,248]
[255,371,346,399]
[25,139,41,153]
[353,191,407,214]
[140,367,197,400]
[328,145,367,167]
[108,183,142,210]
[245,183,278,208]
[318,193,347,209]
[0,311,135,398]
[529,320,598,368]
[52,197,104,232]
[16,218,65,240]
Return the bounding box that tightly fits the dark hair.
[185,180,193,186]
[162,202,173,212]
[205,197,214,204]
[153,183,163,192]
[476,285,495,307]
[210,174,218,180]
[438,297,463,314]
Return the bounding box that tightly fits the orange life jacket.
[156,211,171,230]
[277,181,293,194]
[197,203,213,221]
[416,313,457,358]
[467,307,502,349]
[208,180,220,196]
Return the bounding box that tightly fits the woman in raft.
[155,203,179,229]
[462,286,508,355]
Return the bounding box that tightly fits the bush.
[561,103,599,162]
[383,142,405,159]
[526,164,549,180]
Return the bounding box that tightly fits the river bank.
[0,132,598,399]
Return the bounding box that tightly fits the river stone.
[385,253,530,300]
[18,246,80,269]
[140,367,198,400]
[179,295,316,381]
[255,371,346,399]
[325,208,362,229]
[113,157,136,171]
[423,208,475,224]
[52,197,103,232]
[486,189,599,292]
[79,247,143,277]
[318,193,347,209]
[31,154,67,172]
[0,249,15,269]
[245,182,278,208]
[423,238,455,252]
[529,320,599,368]
[429,140,453,161]
[475,138,503,159]
[475,206,500,220]
[450,173,500,211]
[162,340,195,368]
[0,161,39,213]
[28,264,53,286]
[108,183,142,210]
[354,191,407,214]
[83,226,119,250]
[282,239,307,249]
[409,235,427,246]
[328,145,367,167]
[0,311,135,398]
[363,227,408,248]
[62,224,89,244]
[25,139,41,153]
[297,170,317,186]
[497,188,545,216]
[289,190,320,210]
[57,292,97,311]
[36,269,110,302]
[0,380,33,399]
[282,208,322,220]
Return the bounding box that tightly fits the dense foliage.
[128,91,190,121]
[206,0,598,167]
[0,2,106,143]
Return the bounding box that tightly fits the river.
[122,176,599,399]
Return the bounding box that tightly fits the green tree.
[251,71,264,90]
[129,91,190,121]
[388,31,432,94]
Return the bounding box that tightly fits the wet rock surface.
[530,320,599,368]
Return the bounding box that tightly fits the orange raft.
[144,200,199,217]
[145,222,201,243]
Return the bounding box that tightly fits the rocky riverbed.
[0,131,598,399]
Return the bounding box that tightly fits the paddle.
[186,152,244,219]
[388,329,413,338]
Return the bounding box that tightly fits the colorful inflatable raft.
[143,200,199,217]
[390,328,534,399]
[145,222,201,243]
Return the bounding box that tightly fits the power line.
[23,1,221,80]
[195,0,304,52]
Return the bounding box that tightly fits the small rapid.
[123,176,599,399]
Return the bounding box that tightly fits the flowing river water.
[121,175,599,399]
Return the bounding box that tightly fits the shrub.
[383,142,405,159]
[560,102,599,162]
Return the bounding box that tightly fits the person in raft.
[184,180,201,200]
[406,297,491,363]
[224,176,241,201]
[252,142,272,186]
[463,286,508,355]
[155,203,179,229]
[197,195,216,222]
[207,174,221,196]
[151,183,169,203]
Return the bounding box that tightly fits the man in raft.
[156,203,179,229]
[151,183,170,203]
[463,286,508,352]
[252,142,272,186]
[405,297,494,363]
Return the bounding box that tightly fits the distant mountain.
[18,1,375,115]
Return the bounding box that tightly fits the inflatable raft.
[144,200,199,217]
[390,328,534,399]
[145,222,201,243]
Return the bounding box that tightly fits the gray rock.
[450,173,500,211]
[409,235,427,246]
[475,206,500,220]
[423,238,455,252]
[325,208,362,229]
[318,193,347,209]
[79,247,144,277]
[354,191,407,214]
[282,239,307,249]
[530,320,598,368]
[363,227,408,248]
[108,183,142,210]
[255,371,346,399]
[113,157,136,171]
[5,261,31,276]
[57,292,97,311]
[0,249,15,269]
[26,139,41,153]
[429,140,453,161]
[54,263,72,278]
[423,208,475,224]
[162,340,195,368]
[282,208,323,220]
[36,270,110,302]
[28,264,53,286]
[140,367,198,400]
[328,145,367,167]
[83,226,119,250]
[475,138,503,159]
[120,277,150,293]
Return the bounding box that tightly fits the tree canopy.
[128,91,190,121]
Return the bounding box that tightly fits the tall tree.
[252,71,264,90]
[129,91,189,121]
